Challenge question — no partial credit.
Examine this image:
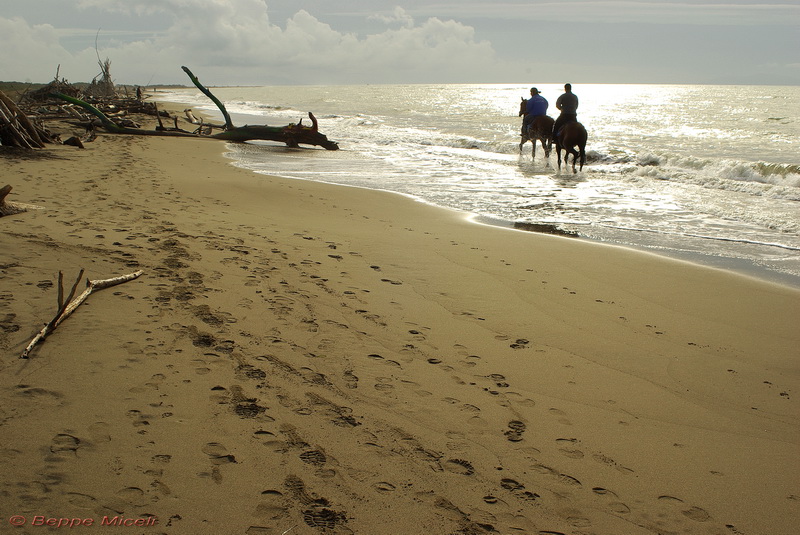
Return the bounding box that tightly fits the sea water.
[154,84,800,288]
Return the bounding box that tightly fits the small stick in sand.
[20,269,144,359]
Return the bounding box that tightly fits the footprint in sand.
[592,452,634,474]
[283,475,349,530]
[443,458,475,476]
[374,378,395,393]
[343,369,359,389]
[548,407,572,426]
[299,450,327,466]
[504,420,527,442]
[658,495,711,522]
[50,433,81,454]
[488,373,509,388]
[510,338,530,349]
[373,481,396,492]
[202,442,237,465]
[500,478,540,502]
[255,490,290,521]
[556,438,584,459]
[459,355,481,368]
[127,409,152,428]
[116,486,150,507]
[65,492,98,510]
[591,487,631,515]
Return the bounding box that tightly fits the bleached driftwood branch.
[21,269,144,359]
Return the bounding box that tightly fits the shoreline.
[221,154,800,292]
[470,213,800,291]
[211,125,800,293]
[1,109,799,534]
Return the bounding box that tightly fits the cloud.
[369,6,416,27]
[2,0,506,84]
[2,0,797,85]
[0,17,73,82]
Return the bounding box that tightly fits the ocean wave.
[628,152,800,195]
[228,100,292,112]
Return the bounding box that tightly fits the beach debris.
[0,89,54,148]
[182,66,235,130]
[46,66,339,149]
[180,66,338,148]
[3,76,160,149]
[0,185,31,217]
[20,269,144,359]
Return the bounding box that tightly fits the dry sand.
[1,107,798,535]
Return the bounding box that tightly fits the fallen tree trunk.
[211,118,340,150]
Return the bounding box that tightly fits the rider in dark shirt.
[520,87,548,134]
[553,83,578,140]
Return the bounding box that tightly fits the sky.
[1,0,798,86]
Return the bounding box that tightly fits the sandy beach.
[1,107,798,535]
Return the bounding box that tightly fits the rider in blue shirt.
[520,87,548,134]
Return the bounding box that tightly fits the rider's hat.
[530,87,540,94]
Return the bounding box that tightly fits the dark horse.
[555,121,587,173]
[518,98,554,162]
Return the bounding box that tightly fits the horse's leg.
[556,142,562,172]
[579,142,586,171]
[541,133,551,166]
[539,137,550,165]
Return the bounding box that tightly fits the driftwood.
[0,185,29,216]
[0,89,50,148]
[182,66,234,130]
[49,66,339,149]
[212,117,340,149]
[21,269,144,359]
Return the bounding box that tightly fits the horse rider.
[553,83,578,140]
[520,87,548,134]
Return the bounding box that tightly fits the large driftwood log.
[211,116,340,150]
[21,269,144,359]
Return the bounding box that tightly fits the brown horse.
[555,121,587,173]
[518,98,554,162]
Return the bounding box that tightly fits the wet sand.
[1,108,798,534]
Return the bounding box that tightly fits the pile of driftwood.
[2,66,338,151]
[50,66,339,150]
[1,75,159,149]
[0,89,58,148]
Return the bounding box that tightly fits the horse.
[555,121,587,173]
[518,98,554,162]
